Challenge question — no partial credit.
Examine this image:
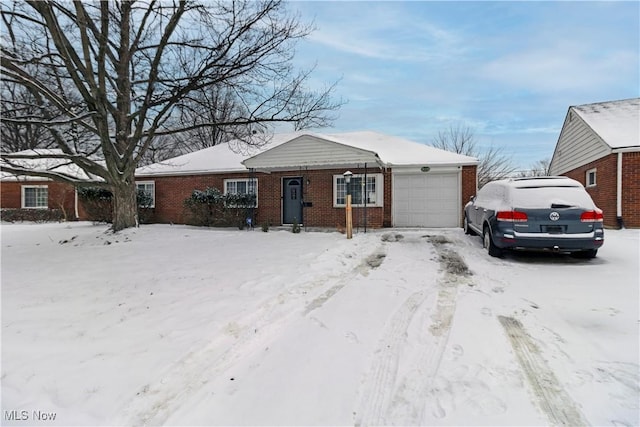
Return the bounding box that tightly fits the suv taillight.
[496,211,528,222]
[580,209,604,222]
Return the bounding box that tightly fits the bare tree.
[433,123,516,188]
[1,81,55,152]
[0,0,342,231]
[517,158,551,177]
[139,86,263,164]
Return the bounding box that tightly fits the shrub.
[183,187,256,227]
[1,208,65,223]
[292,217,301,233]
[77,186,155,224]
[77,187,112,223]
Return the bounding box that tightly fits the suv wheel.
[463,215,473,235]
[483,226,503,258]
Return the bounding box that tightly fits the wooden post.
[346,194,353,239]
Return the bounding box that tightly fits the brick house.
[0,149,96,220]
[136,131,478,229]
[549,98,640,228]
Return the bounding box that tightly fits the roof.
[0,149,99,182]
[319,131,478,166]
[572,98,640,149]
[136,130,478,177]
[135,133,301,176]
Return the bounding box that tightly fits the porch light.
[343,170,353,184]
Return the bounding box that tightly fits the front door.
[283,177,303,224]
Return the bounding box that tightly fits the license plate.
[545,225,564,234]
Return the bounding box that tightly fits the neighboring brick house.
[549,98,640,228]
[0,149,95,220]
[136,131,478,229]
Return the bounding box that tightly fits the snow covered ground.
[1,222,638,426]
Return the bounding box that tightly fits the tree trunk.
[111,177,138,232]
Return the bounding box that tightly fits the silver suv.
[464,177,604,258]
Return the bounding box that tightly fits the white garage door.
[393,172,459,227]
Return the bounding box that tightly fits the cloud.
[302,3,464,62]
[480,42,638,93]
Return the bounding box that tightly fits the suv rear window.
[511,186,595,209]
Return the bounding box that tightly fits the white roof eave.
[136,167,248,178]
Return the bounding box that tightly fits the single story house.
[549,98,640,228]
[0,149,95,221]
[135,131,478,228]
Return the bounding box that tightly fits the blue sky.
[287,1,639,171]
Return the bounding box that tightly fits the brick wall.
[562,152,640,228]
[148,168,388,228]
[461,165,478,227]
[275,167,389,229]
[1,180,80,220]
[150,173,245,224]
[622,152,640,228]
[144,165,475,229]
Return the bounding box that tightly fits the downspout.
[250,168,256,229]
[616,152,623,228]
[364,163,368,233]
[74,186,79,220]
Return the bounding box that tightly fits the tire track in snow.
[117,243,384,426]
[386,236,473,424]
[303,244,386,316]
[386,280,461,424]
[498,315,589,427]
[355,290,429,427]
[355,234,470,426]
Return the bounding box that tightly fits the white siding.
[244,135,379,169]
[549,108,612,175]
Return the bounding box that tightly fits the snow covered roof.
[136,131,477,177]
[321,131,478,166]
[135,133,300,176]
[0,149,99,182]
[573,98,640,149]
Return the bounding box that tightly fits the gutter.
[612,146,640,154]
[617,152,623,228]
[135,168,249,178]
[75,187,79,220]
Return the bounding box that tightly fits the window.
[224,178,258,207]
[136,181,155,208]
[21,185,48,209]
[333,173,383,207]
[586,169,597,187]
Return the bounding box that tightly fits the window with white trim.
[21,185,48,209]
[333,173,383,207]
[224,178,258,207]
[136,181,155,208]
[586,169,597,187]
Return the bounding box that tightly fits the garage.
[393,171,460,227]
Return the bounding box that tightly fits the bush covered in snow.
[78,187,154,224]
[183,187,256,228]
[0,208,65,223]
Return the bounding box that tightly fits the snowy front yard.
[1,222,638,426]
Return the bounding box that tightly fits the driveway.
[1,223,638,426]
